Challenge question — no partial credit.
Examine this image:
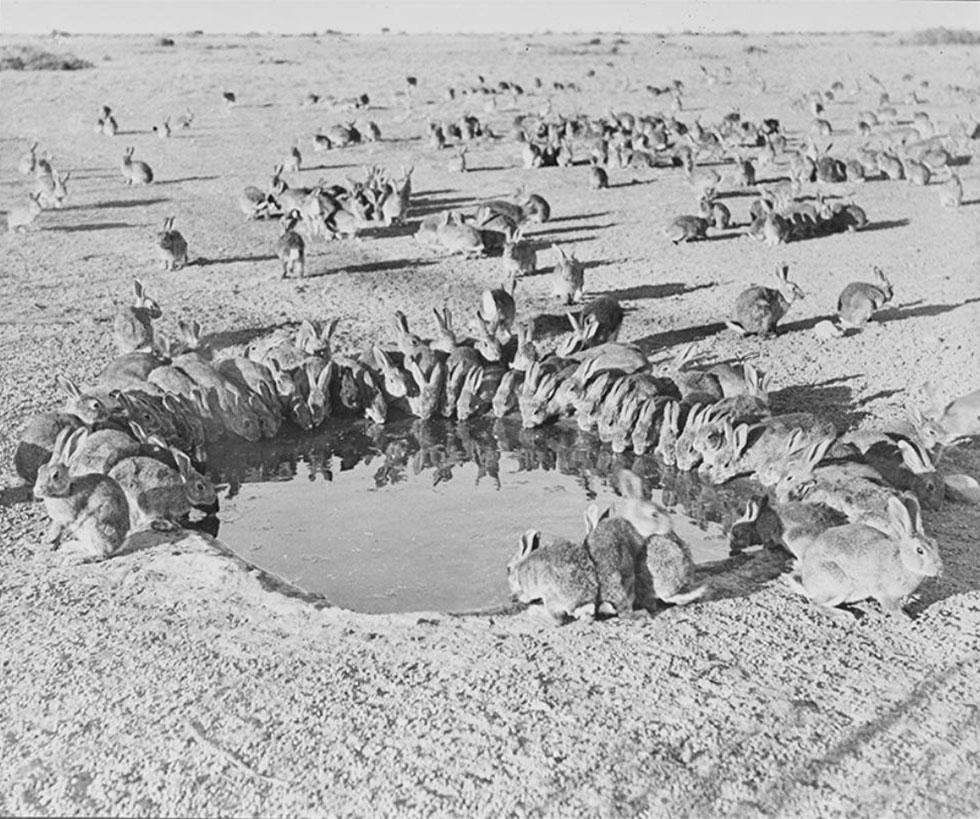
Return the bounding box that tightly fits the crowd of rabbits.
[7,57,979,627]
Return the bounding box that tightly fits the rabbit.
[939,171,962,208]
[14,412,85,485]
[518,188,551,223]
[609,394,644,454]
[589,165,609,190]
[784,495,942,624]
[631,396,670,456]
[502,228,537,277]
[583,504,645,616]
[730,494,848,560]
[18,141,39,175]
[478,277,517,336]
[518,361,562,428]
[152,117,171,139]
[560,295,625,356]
[903,158,931,186]
[171,325,263,443]
[772,448,906,533]
[615,470,706,606]
[34,428,130,560]
[727,263,805,338]
[50,170,70,208]
[6,192,43,232]
[277,211,306,278]
[698,196,731,230]
[121,146,153,185]
[66,427,140,477]
[113,279,162,354]
[663,215,709,244]
[435,216,484,256]
[645,532,707,606]
[837,266,893,329]
[156,216,189,270]
[285,143,302,173]
[655,400,683,465]
[239,186,276,220]
[508,530,599,623]
[912,384,980,451]
[405,358,445,420]
[492,369,521,418]
[109,448,216,531]
[700,414,837,486]
[56,375,113,426]
[857,436,945,511]
[551,245,584,304]
[447,147,467,173]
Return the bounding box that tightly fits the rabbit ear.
[897,439,933,474]
[583,503,609,534]
[736,499,759,524]
[172,449,193,481]
[56,375,82,400]
[617,469,643,500]
[519,529,540,557]
[733,424,750,455]
[886,495,914,539]
[62,427,87,465]
[806,437,835,470]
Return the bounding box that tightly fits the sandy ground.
[1,30,979,816]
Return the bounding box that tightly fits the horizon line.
[5,27,974,37]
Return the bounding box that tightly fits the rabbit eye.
[916,546,924,555]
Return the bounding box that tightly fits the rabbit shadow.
[204,321,296,352]
[47,222,135,232]
[531,312,581,337]
[64,198,170,210]
[875,296,980,324]
[960,198,980,207]
[691,548,794,604]
[0,484,34,507]
[411,196,480,217]
[308,258,438,277]
[597,283,714,301]
[531,223,615,237]
[193,254,277,267]
[768,375,868,428]
[858,218,910,233]
[155,175,220,185]
[546,234,600,247]
[359,222,419,239]
[547,211,610,223]
[632,321,728,353]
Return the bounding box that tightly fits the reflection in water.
[207,417,669,500]
[205,417,764,614]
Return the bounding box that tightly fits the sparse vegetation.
[156,37,175,47]
[0,45,93,71]
[904,28,980,46]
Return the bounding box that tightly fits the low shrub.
[0,46,93,71]
[904,28,980,46]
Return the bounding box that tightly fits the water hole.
[206,417,762,614]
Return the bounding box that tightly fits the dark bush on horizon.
[904,28,980,46]
[0,45,93,71]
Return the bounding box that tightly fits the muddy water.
[207,418,758,614]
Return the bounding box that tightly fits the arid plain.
[1,29,979,816]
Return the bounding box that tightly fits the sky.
[1,0,978,35]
